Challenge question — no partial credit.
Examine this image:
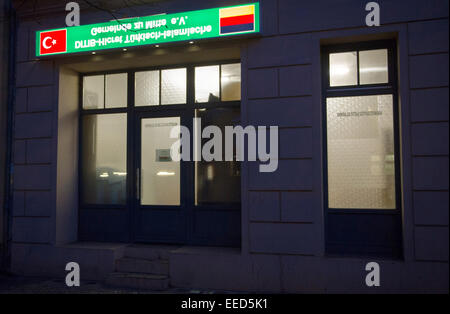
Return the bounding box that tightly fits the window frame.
[78,60,242,211]
[321,40,403,258]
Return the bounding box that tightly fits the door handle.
[136,168,140,201]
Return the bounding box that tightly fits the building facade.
[3,0,449,292]
[0,0,11,268]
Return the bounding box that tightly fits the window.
[134,68,187,106]
[81,113,127,205]
[322,41,402,258]
[329,49,388,87]
[195,65,220,103]
[194,63,242,103]
[83,73,128,109]
[161,68,187,105]
[140,117,181,206]
[195,107,241,205]
[221,63,241,101]
[81,72,129,205]
[135,71,160,106]
[193,63,242,206]
[327,94,396,209]
[80,62,241,239]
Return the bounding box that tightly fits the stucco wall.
[8,0,449,292]
[243,0,449,262]
[0,0,9,255]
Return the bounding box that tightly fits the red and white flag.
[39,29,67,55]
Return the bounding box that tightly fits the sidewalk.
[0,274,233,294]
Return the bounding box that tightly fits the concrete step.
[105,272,169,291]
[124,245,179,260]
[116,257,169,275]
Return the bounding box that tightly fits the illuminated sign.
[36,3,260,57]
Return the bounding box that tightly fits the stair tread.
[106,272,170,290]
[126,244,180,250]
[124,245,178,260]
[109,272,168,280]
[118,257,169,263]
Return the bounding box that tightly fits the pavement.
[0,273,235,294]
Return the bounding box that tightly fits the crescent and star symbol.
[42,36,57,49]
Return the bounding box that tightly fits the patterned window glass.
[326,95,396,209]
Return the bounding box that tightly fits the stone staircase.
[105,245,178,291]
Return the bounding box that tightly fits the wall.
[0,0,10,260]
[171,0,449,292]
[11,11,58,266]
[407,19,449,262]
[56,67,78,245]
[239,0,448,292]
[9,0,449,292]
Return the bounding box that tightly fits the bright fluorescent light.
[99,172,109,178]
[157,171,175,176]
[113,172,127,176]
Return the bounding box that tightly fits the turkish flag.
[39,29,67,55]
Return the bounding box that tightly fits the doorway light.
[157,171,176,176]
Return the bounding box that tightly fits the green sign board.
[36,3,260,57]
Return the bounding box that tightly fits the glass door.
[134,111,188,243]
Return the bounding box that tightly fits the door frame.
[78,60,242,246]
[133,109,191,244]
[321,40,403,258]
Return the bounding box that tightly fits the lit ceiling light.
[92,51,96,55]
[157,171,176,176]
[155,44,160,48]
[207,165,214,181]
[123,48,128,52]
[189,41,194,44]
[113,172,127,176]
[99,172,109,178]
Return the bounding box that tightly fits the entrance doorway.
[79,62,242,247]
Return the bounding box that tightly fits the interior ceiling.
[58,40,243,73]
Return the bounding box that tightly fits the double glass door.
[134,109,241,246]
[80,62,242,246]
